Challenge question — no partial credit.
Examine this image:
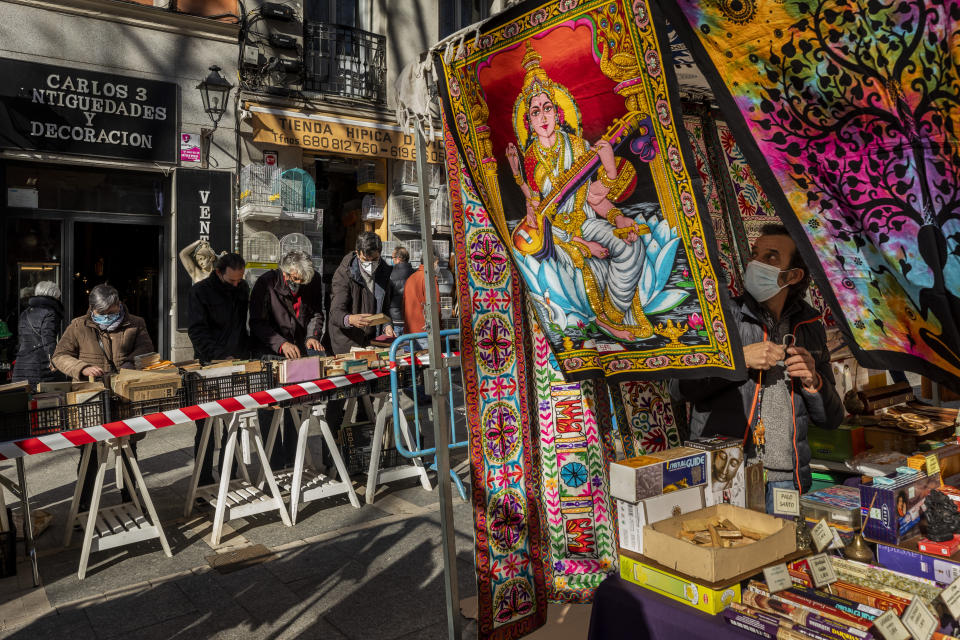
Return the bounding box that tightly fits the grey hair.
[34,281,61,300]
[89,284,120,313]
[279,251,315,284]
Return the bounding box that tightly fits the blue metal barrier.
[389,330,468,500]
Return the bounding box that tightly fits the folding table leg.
[120,441,171,558]
[364,398,389,505]
[64,443,93,547]
[118,454,142,513]
[15,458,39,587]
[314,412,360,508]
[78,442,109,580]
[184,417,213,518]
[251,428,292,527]
[211,414,240,547]
[256,410,283,488]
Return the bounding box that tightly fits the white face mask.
[744,260,791,302]
[359,259,376,275]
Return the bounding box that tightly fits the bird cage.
[306,234,323,259]
[279,232,312,257]
[239,163,282,221]
[407,239,423,266]
[358,161,385,192]
[389,194,421,235]
[432,239,450,266]
[431,185,451,233]
[279,168,317,221]
[361,194,384,221]
[394,161,440,197]
[381,240,398,260]
[243,230,280,265]
[244,268,270,289]
[439,296,454,319]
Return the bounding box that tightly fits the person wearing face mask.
[671,224,844,511]
[52,284,154,512]
[249,250,325,469]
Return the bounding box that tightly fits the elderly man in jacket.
[187,252,249,486]
[673,224,844,512]
[52,284,154,512]
[324,232,398,473]
[249,250,324,469]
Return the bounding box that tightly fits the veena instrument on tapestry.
[513,111,649,255]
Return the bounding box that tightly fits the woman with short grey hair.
[12,280,64,386]
[278,250,315,285]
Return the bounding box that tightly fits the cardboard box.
[859,471,940,544]
[876,540,960,585]
[619,552,741,615]
[66,382,107,405]
[617,486,705,554]
[918,535,960,557]
[808,424,865,462]
[642,504,796,583]
[685,437,746,507]
[111,369,181,401]
[610,447,708,503]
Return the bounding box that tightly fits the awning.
[248,104,442,164]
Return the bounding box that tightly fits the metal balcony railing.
[304,22,386,104]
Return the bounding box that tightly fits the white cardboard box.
[617,486,705,554]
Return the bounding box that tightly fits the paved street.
[0,416,487,639]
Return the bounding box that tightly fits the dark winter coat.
[249,269,324,357]
[52,311,154,380]
[672,294,845,492]
[328,253,400,355]
[188,272,250,363]
[12,296,63,385]
[388,260,415,328]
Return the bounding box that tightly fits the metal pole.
[415,129,461,639]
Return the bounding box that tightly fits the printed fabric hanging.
[662,0,960,390]
[435,0,744,383]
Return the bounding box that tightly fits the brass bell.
[844,533,874,563]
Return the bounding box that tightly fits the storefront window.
[3,218,62,342]
[5,164,167,215]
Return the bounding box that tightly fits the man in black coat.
[187,253,249,486]
[249,250,325,469]
[12,281,64,386]
[388,246,414,334]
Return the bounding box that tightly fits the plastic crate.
[112,387,189,420]
[341,423,402,475]
[185,367,274,405]
[0,395,107,441]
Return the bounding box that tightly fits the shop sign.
[0,59,178,163]
[250,106,442,164]
[175,168,233,327]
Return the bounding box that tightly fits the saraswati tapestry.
[435,0,743,383]
[448,122,549,639]
[663,0,960,389]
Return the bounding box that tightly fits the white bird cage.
[431,185,451,233]
[432,239,450,265]
[279,168,317,221]
[358,161,385,191]
[389,194,420,235]
[243,230,280,264]
[440,296,454,319]
[381,240,398,259]
[407,239,423,266]
[394,161,440,196]
[239,163,282,221]
[244,268,270,289]
[361,194,384,221]
[279,232,312,257]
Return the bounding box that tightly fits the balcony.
[304,22,387,104]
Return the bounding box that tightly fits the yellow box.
[619,553,741,615]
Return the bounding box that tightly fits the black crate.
[0,393,108,441]
[341,423,404,475]
[185,367,274,405]
[112,387,189,420]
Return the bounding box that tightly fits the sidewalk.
[0,418,480,639]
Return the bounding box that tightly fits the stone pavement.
[0,415,487,639]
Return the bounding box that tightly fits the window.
[440,0,491,39]
[5,165,167,215]
[306,0,372,30]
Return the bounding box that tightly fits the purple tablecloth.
[588,575,746,639]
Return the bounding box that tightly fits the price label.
[872,609,910,640]
[773,488,801,517]
[830,527,845,550]
[942,575,960,620]
[926,454,941,477]
[808,553,838,588]
[762,563,793,593]
[811,518,833,552]
[902,599,937,640]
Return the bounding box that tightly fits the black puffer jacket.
[389,260,414,328]
[188,272,250,363]
[12,296,64,385]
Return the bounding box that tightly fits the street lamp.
[196,65,233,167]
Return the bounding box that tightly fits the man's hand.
[785,346,819,389]
[349,314,373,328]
[81,365,104,378]
[280,342,301,359]
[305,338,322,352]
[743,341,786,371]
[383,324,396,338]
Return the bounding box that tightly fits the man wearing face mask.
[672,224,844,511]
[52,284,154,512]
[249,250,325,469]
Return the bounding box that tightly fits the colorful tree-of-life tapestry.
[448,124,548,638]
[528,308,618,603]
[664,0,960,390]
[435,0,743,383]
[611,380,682,456]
